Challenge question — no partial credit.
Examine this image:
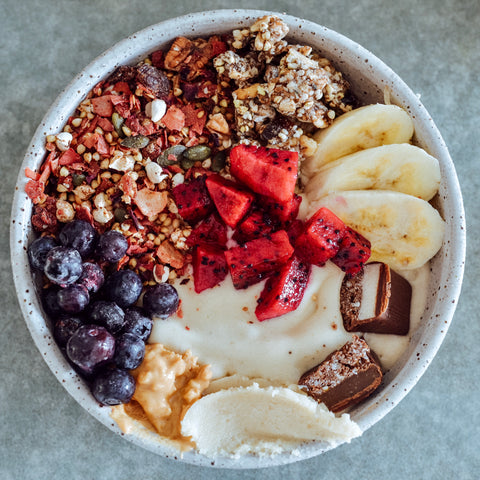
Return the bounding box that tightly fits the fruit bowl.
[10,9,465,469]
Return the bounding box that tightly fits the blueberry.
[54,316,83,347]
[91,368,135,405]
[96,230,128,263]
[59,220,97,258]
[44,246,83,286]
[122,307,153,342]
[89,300,125,334]
[41,286,62,318]
[142,283,179,319]
[77,262,105,293]
[27,236,58,270]
[114,333,145,370]
[66,324,115,375]
[103,269,142,308]
[57,285,90,313]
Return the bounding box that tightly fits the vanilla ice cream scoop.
[181,384,361,457]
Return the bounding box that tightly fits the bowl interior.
[10,9,466,469]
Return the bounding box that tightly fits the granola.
[26,14,354,285]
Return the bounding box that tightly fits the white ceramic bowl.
[10,9,466,469]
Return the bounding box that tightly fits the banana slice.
[309,190,445,270]
[305,143,441,202]
[302,104,415,177]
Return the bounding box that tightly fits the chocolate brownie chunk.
[299,335,382,412]
[340,262,412,335]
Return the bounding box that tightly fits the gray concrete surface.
[1,1,479,479]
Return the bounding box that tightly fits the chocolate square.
[299,335,382,413]
[340,262,412,335]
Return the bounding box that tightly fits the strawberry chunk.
[205,174,255,228]
[295,207,347,266]
[255,256,311,321]
[230,145,298,203]
[59,148,82,166]
[171,175,213,224]
[331,227,371,277]
[161,105,186,132]
[225,230,294,289]
[186,213,227,248]
[91,95,114,117]
[192,244,228,293]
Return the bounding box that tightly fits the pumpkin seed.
[183,144,211,162]
[114,207,128,222]
[211,151,227,172]
[156,145,186,166]
[111,112,125,138]
[72,173,86,187]
[121,135,150,149]
[180,156,196,170]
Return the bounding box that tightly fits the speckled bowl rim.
[10,9,466,469]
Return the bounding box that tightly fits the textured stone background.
[1,1,478,479]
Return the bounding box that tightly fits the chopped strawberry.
[119,172,138,198]
[82,133,98,150]
[205,174,254,228]
[161,105,186,132]
[91,95,114,117]
[230,145,299,203]
[186,213,227,248]
[112,81,132,96]
[95,134,110,156]
[96,117,114,132]
[225,230,294,289]
[24,167,40,181]
[171,175,214,224]
[182,104,206,135]
[255,256,311,321]
[331,227,371,277]
[25,179,45,204]
[192,244,228,293]
[110,94,130,118]
[59,148,82,166]
[295,207,347,266]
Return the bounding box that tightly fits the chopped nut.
[206,113,230,135]
[56,200,75,222]
[55,132,73,152]
[93,207,114,224]
[145,161,168,184]
[164,37,193,70]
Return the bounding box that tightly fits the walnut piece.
[164,37,193,70]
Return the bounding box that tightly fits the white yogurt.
[150,262,429,383]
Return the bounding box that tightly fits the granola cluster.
[25,15,354,287]
[214,15,353,152]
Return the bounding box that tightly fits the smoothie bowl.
[10,10,465,468]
